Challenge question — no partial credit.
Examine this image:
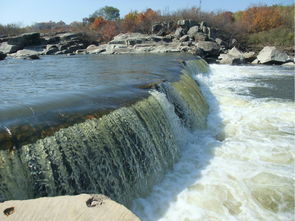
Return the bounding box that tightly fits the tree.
[90,6,120,21]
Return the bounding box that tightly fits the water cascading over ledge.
[0,58,209,206]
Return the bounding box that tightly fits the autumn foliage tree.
[122,8,158,33]
[90,16,118,41]
[239,6,283,33]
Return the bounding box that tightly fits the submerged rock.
[0,51,6,60]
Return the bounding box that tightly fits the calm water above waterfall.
[132,64,294,221]
[0,54,294,221]
[0,54,194,126]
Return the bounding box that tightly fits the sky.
[1,0,294,26]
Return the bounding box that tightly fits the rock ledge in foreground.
[0,194,140,221]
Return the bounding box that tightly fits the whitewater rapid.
[132,64,294,221]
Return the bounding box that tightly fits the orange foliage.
[122,9,158,33]
[90,17,106,30]
[240,6,283,32]
[90,16,118,41]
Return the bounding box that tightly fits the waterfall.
[0,57,209,206]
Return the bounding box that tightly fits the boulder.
[174,27,185,38]
[228,47,243,57]
[218,47,256,64]
[256,46,289,64]
[243,51,256,62]
[10,49,41,58]
[215,38,224,46]
[20,32,41,45]
[0,51,6,60]
[44,36,60,44]
[58,32,83,41]
[193,33,208,42]
[86,44,107,54]
[218,53,244,65]
[152,23,164,35]
[0,194,139,221]
[0,42,22,54]
[282,62,295,66]
[177,19,197,30]
[44,45,59,55]
[177,19,190,29]
[187,26,199,37]
[179,35,189,42]
[24,54,40,60]
[197,41,220,56]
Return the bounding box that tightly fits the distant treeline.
[0,4,294,48]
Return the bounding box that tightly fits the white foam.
[132,64,294,221]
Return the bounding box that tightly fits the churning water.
[132,64,294,221]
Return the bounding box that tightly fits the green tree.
[90,6,120,21]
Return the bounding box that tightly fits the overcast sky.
[1,0,293,26]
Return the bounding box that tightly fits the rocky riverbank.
[0,194,140,221]
[0,20,294,65]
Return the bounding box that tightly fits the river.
[0,55,293,220]
[132,64,294,221]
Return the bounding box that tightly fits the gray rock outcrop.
[256,46,289,64]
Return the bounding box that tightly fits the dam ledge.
[0,57,209,210]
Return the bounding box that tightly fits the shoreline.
[0,19,294,66]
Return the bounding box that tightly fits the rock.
[20,32,41,45]
[174,27,185,38]
[177,19,197,30]
[282,62,295,66]
[0,194,140,221]
[187,26,199,37]
[177,19,190,28]
[10,49,41,58]
[44,36,60,44]
[24,54,40,60]
[218,53,244,65]
[228,47,243,57]
[229,38,238,47]
[0,42,22,54]
[252,59,259,64]
[200,21,207,30]
[0,32,42,54]
[44,45,59,55]
[0,51,7,60]
[197,41,220,56]
[256,46,289,64]
[86,44,107,54]
[58,32,83,41]
[152,23,164,35]
[151,21,175,36]
[193,33,208,42]
[215,38,223,45]
[243,51,256,62]
[179,35,189,42]
[218,47,256,64]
